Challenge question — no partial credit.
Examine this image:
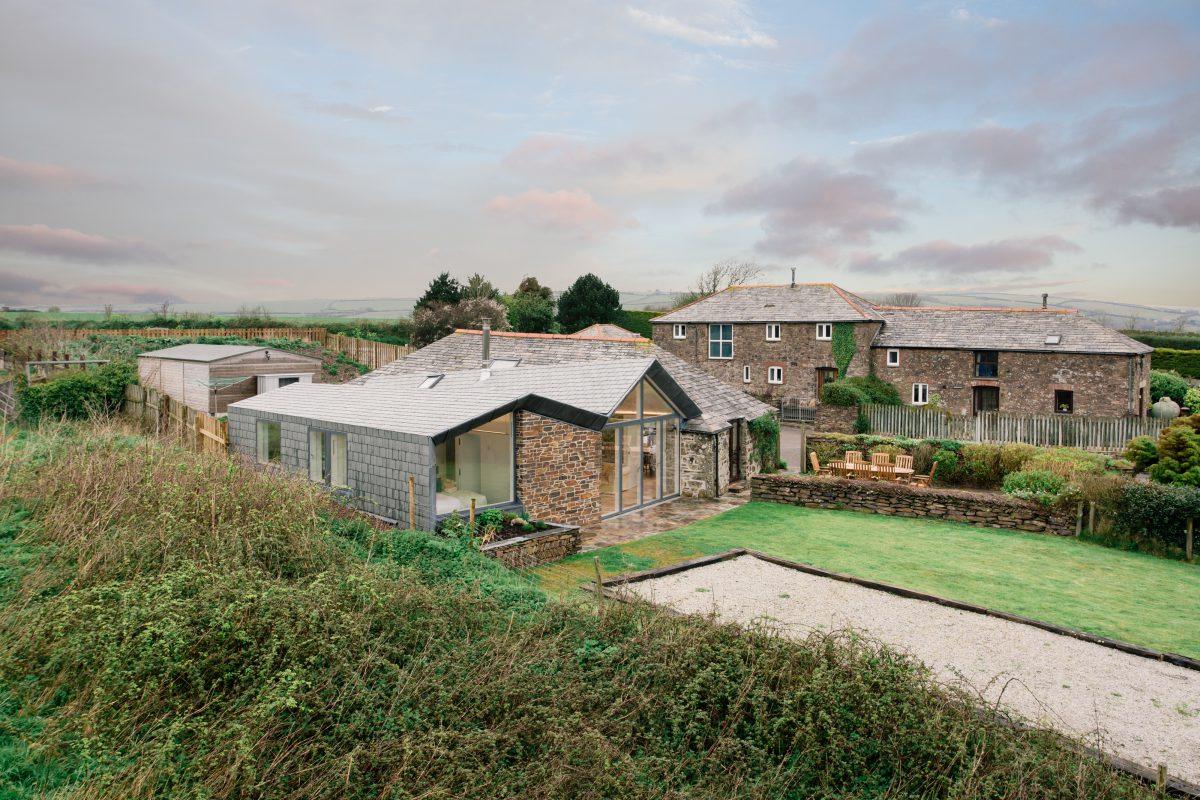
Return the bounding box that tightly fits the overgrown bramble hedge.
[819,375,902,407]
[16,360,135,422]
[0,425,1154,799]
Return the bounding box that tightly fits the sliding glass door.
[602,378,682,518]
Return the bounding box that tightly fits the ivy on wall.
[748,413,781,474]
[832,322,857,378]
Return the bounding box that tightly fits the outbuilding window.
[672,323,687,339]
[308,430,348,487]
[256,420,280,464]
[911,383,929,405]
[765,323,781,341]
[1055,390,1074,414]
[886,348,900,367]
[708,324,733,359]
[816,323,832,340]
[767,366,784,384]
[743,365,751,383]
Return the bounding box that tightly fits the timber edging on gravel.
[594,548,1200,797]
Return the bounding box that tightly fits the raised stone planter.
[480,523,581,568]
[751,473,1074,536]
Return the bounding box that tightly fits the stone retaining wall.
[752,473,1074,536]
[481,525,581,568]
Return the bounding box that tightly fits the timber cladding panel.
[513,411,601,527]
[227,407,436,530]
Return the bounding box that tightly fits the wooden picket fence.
[863,403,1170,452]
[0,326,327,344]
[123,383,228,455]
[325,333,412,369]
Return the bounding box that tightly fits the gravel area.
[625,555,1200,785]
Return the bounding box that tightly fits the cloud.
[68,281,183,304]
[0,155,97,188]
[485,188,632,238]
[0,224,165,263]
[0,270,55,294]
[848,236,1082,276]
[708,158,911,259]
[306,100,410,123]
[626,4,776,49]
[0,270,181,305]
[247,277,296,289]
[1117,186,1200,230]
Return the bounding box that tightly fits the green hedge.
[1150,349,1200,379]
[616,309,656,338]
[1124,331,1200,350]
[17,361,136,422]
[819,376,902,407]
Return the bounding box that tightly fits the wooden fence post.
[593,556,605,609]
[1187,518,1194,562]
[1087,501,1096,535]
[469,497,476,532]
[1074,502,1083,537]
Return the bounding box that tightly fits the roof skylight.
[419,374,443,389]
[1045,334,1062,345]
[489,358,520,370]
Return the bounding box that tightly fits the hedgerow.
[0,423,1155,799]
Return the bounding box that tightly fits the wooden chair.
[910,460,938,488]
[894,454,914,483]
[845,450,864,463]
[873,463,897,482]
[809,452,827,475]
[870,452,891,466]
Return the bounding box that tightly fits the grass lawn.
[532,501,1200,659]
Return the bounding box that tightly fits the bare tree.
[880,292,922,307]
[674,259,763,307]
[103,303,114,320]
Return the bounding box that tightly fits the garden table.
[830,461,913,481]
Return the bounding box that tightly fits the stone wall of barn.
[513,411,602,527]
[751,473,1074,536]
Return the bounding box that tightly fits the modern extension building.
[651,284,1153,418]
[226,325,773,529]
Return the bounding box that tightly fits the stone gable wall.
[752,473,1074,535]
[514,411,601,527]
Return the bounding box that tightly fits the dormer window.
[816,323,832,340]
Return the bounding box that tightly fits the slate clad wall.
[751,473,1074,536]
[514,411,601,527]
[227,408,435,530]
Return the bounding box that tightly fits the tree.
[1150,370,1189,404]
[103,304,114,320]
[673,259,763,307]
[462,273,500,301]
[1149,425,1200,487]
[415,272,462,311]
[506,277,555,333]
[881,292,922,307]
[556,273,621,333]
[411,297,509,347]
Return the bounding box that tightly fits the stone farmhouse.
[226,325,772,529]
[651,283,1152,418]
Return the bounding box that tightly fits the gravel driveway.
[624,554,1200,785]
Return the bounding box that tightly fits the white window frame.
[912,383,929,405]
[816,323,832,341]
[672,323,687,339]
[886,348,900,367]
[765,323,781,341]
[767,366,784,385]
[708,324,733,360]
[742,365,751,383]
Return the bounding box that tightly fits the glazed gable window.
[708,324,733,359]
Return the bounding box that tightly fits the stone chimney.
[790,267,796,288]
[1041,293,1048,309]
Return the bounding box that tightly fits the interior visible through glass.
[601,429,617,516]
[620,425,640,510]
[256,419,280,464]
[435,413,513,515]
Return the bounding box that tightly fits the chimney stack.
[481,318,491,365]
[790,267,796,288]
[1041,293,1048,310]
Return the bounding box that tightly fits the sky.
[1,0,1198,310]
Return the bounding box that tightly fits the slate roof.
[569,323,643,339]
[231,358,698,442]
[357,330,774,433]
[138,344,266,362]
[872,309,1153,355]
[651,283,883,324]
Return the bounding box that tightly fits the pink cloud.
[248,277,295,289]
[848,236,1082,276]
[0,155,97,188]
[1117,186,1200,230]
[0,223,164,263]
[68,282,183,303]
[485,188,632,238]
[709,158,911,259]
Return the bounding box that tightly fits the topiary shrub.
[1124,436,1159,472]
[1150,369,1190,404]
[819,380,867,407]
[1002,469,1074,506]
[1148,424,1200,487]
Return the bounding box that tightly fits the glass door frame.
[603,414,682,518]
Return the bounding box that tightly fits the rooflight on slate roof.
[419,374,443,389]
[489,358,520,370]
[1045,334,1062,345]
